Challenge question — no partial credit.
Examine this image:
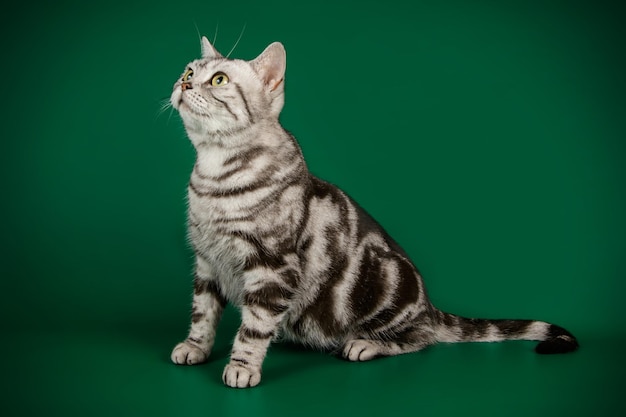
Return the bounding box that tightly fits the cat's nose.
[181,82,193,91]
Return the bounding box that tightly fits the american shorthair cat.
[169,37,578,388]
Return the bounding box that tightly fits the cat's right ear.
[250,42,286,93]
[201,36,223,59]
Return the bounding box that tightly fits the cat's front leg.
[171,258,226,365]
[222,268,294,388]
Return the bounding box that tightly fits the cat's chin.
[177,101,200,117]
[178,105,214,132]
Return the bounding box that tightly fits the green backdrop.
[1,0,624,416]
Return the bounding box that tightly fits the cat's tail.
[433,311,579,354]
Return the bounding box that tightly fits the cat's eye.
[183,68,194,81]
[210,72,229,87]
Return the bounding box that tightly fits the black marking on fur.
[350,245,387,319]
[206,178,273,197]
[211,92,239,120]
[191,311,205,323]
[240,326,275,341]
[234,83,254,123]
[535,324,579,354]
[188,337,203,345]
[194,275,227,308]
[244,283,293,315]
[493,319,533,337]
[212,163,250,182]
[189,181,209,197]
[392,254,421,310]
[223,145,266,166]
[460,318,491,339]
[357,254,420,335]
[298,226,349,337]
[231,357,250,366]
[192,162,209,180]
[280,268,300,289]
[231,231,288,272]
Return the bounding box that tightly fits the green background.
[1,0,624,416]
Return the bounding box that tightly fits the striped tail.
[435,311,579,354]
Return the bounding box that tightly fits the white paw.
[222,363,261,388]
[343,339,380,362]
[171,341,209,365]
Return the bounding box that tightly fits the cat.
[169,36,578,388]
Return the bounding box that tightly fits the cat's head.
[171,37,286,138]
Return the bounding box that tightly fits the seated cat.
[169,37,578,388]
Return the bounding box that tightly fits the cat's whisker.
[212,22,219,45]
[193,20,203,50]
[156,98,175,123]
[226,23,247,58]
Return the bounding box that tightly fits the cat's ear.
[201,36,223,59]
[250,42,286,92]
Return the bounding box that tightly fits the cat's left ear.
[250,42,286,92]
[201,36,223,59]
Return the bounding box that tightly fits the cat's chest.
[188,216,252,304]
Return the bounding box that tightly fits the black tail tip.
[535,325,579,354]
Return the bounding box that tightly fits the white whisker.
[226,23,247,58]
[193,20,203,54]
[213,22,219,45]
[156,98,175,124]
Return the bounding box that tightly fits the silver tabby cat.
[169,37,578,388]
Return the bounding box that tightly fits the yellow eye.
[210,72,229,87]
[183,68,193,81]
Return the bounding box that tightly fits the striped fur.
[169,37,578,388]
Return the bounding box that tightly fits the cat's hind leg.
[341,325,436,362]
[342,339,427,361]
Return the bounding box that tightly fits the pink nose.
[181,82,192,91]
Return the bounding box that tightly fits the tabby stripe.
[248,308,262,321]
[223,145,266,166]
[244,283,293,315]
[492,319,533,338]
[243,246,287,271]
[213,213,256,223]
[230,357,249,366]
[298,232,349,337]
[189,181,208,197]
[390,254,421,310]
[358,256,419,334]
[210,93,239,120]
[209,164,283,197]
[202,178,273,197]
[216,176,300,215]
[235,83,254,123]
[280,268,300,289]
[372,309,424,341]
[212,164,250,182]
[194,276,227,307]
[240,326,275,340]
[349,246,387,319]
[191,311,205,323]
[192,163,209,180]
[461,318,489,339]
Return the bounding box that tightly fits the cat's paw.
[222,363,261,388]
[171,341,209,365]
[342,339,381,362]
